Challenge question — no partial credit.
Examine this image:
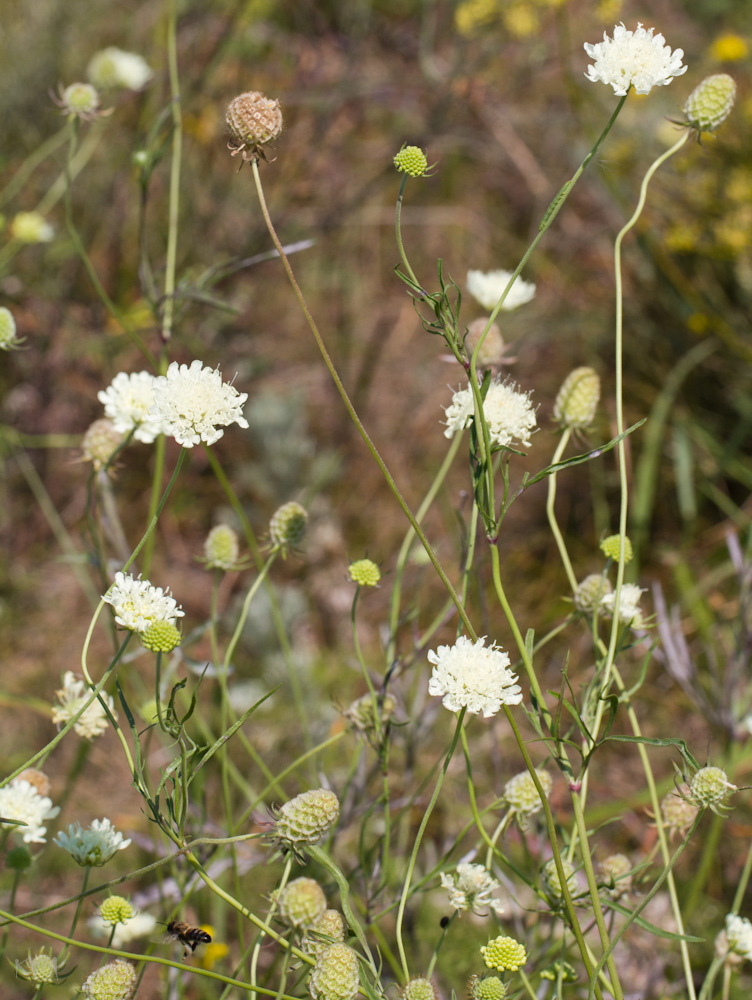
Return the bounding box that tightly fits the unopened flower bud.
[278,877,327,929]
[82,418,125,471]
[600,535,633,563]
[226,91,283,163]
[204,524,240,571]
[553,367,600,430]
[684,74,736,133]
[274,788,340,849]
[0,306,23,350]
[348,559,381,587]
[11,211,54,244]
[393,145,429,177]
[140,620,182,653]
[81,960,137,999]
[308,943,360,1000]
[540,960,578,983]
[6,845,32,871]
[689,766,737,811]
[99,895,134,925]
[574,574,612,614]
[503,769,552,829]
[480,935,527,972]
[269,501,308,555]
[467,975,507,1000]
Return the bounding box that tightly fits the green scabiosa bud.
[14,948,62,984]
[540,960,578,983]
[269,501,308,556]
[467,975,508,1000]
[308,943,360,1000]
[204,524,240,571]
[81,960,137,999]
[99,895,134,925]
[303,909,346,959]
[600,534,633,563]
[684,74,736,133]
[394,145,429,177]
[0,306,24,350]
[480,935,527,972]
[573,574,612,614]
[553,367,600,430]
[278,877,327,929]
[541,858,578,902]
[689,766,737,813]
[401,978,438,1000]
[503,769,552,828]
[140,620,182,653]
[226,91,283,163]
[82,418,125,471]
[6,845,32,871]
[274,788,341,850]
[349,558,381,587]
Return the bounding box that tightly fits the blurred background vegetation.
[1,0,751,995]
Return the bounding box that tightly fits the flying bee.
[165,920,212,958]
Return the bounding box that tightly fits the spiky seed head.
[660,792,699,837]
[278,877,327,929]
[344,692,396,734]
[274,788,341,847]
[302,909,346,959]
[480,935,527,972]
[348,559,381,587]
[269,501,308,555]
[82,418,125,471]
[99,895,134,925]
[226,91,283,161]
[401,978,438,1000]
[308,943,360,1000]
[600,534,633,563]
[467,975,507,1000]
[574,574,612,613]
[81,960,137,999]
[553,367,600,430]
[140,620,182,653]
[14,948,61,984]
[683,74,736,133]
[393,145,429,177]
[689,766,737,811]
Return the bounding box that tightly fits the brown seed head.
[226,91,283,163]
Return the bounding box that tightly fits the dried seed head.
[274,788,341,849]
[344,692,396,735]
[269,501,308,556]
[308,943,360,1000]
[226,91,283,163]
[553,367,600,430]
[541,858,578,902]
[683,74,736,133]
[278,877,327,929]
[689,765,737,812]
[82,418,125,471]
[599,854,632,899]
[503,769,552,828]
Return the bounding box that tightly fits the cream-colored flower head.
[725,914,752,961]
[541,857,578,902]
[599,583,646,628]
[151,360,249,447]
[87,47,153,90]
[0,778,59,843]
[103,571,184,633]
[428,635,522,717]
[82,419,125,470]
[466,269,536,311]
[51,671,116,739]
[440,862,504,915]
[81,959,137,999]
[89,909,157,947]
[11,211,54,243]
[443,377,537,449]
[98,371,165,443]
[0,307,24,350]
[503,769,552,827]
[584,23,687,96]
[54,817,131,866]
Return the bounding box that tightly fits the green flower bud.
[394,145,429,177]
[480,935,527,972]
[99,895,134,925]
[349,559,381,587]
[140,620,182,653]
[467,975,508,1000]
[553,367,600,430]
[684,74,736,133]
[600,534,633,563]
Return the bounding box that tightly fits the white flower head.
[88,910,157,947]
[103,571,184,633]
[599,583,646,628]
[428,635,522,717]
[55,817,131,867]
[466,269,536,311]
[87,47,153,91]
[440,862,504,916]
[51,671,116,739]
[151,360,249,448]
[98,371,165,444]
[443,377,537,449]
[11,212,54,244]
[725,914,752,961]
[584,23,687,96]
[0,778,59,844]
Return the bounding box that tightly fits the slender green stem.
[395,174,419,286]
[546,428,578,593]
[250,855,292,1000]
[162,0,183,341]
[250,159,475,640]
[223,553,277,669]
[0,124,69,209]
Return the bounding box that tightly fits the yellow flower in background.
[503,3,539,38]
[710,33,748,62]
[595,0,623,22]
[198,926,228,970]
[455,0,499,36]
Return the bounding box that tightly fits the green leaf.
[606,899,704,942]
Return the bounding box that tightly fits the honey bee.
[166,920,212,958]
